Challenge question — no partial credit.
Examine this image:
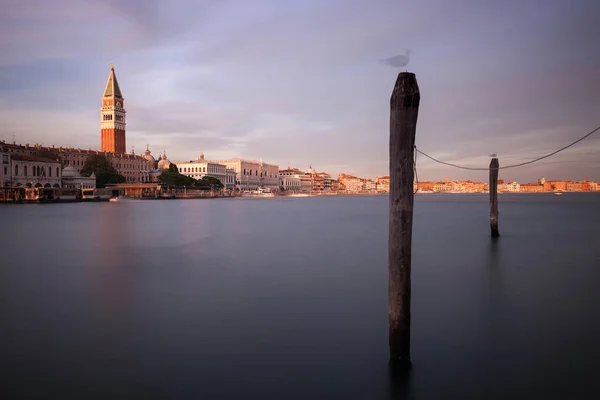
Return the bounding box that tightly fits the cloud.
[1,0,600,180]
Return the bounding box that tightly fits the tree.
[158,170,196,186]
[168,163,179,173]
[81,154,126,188]
[195,176,224,189]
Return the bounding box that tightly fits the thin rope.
[414,123,600,171]
[415,147,488,171]
[500,125,600,169]
[413,145,419,194]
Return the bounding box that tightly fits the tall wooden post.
[389,72,420,368]
[489,158,499,237]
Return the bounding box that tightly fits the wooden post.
[389,72,420,368]
[489,158,499,237]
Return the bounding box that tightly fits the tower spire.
[103,64,123,98]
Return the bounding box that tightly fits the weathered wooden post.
[389,72,420,369]
[489,158,499,237]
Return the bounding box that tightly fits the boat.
[554,192,564,196]
[82,188,118,201]
[287,193,310,197]
[109,196,121,202]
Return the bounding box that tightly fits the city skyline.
[1,0,600,181]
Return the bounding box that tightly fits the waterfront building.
[61,166,96,189]
[318,172,332,191]
[212,158,279,191]
[338,174,365,193]
[279,165,305,177]
[0,143,151,185]
[278,165,303,192]
[520,183,544,192]
[566,182,584,192]
[549,181,568,191]
[365,180,377,192]
[174,153,237,189]
[100,64,127,154]
[279,176,301,191]
[507,182,520,192]
[375,176,390,193]
[1,151,8,187]
[433,178,453,192]
[331,179,345,192]
[2,152,62,188]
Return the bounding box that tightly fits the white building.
[279,176,301,191]
[279,166,311,192]
[4,153,62,188]
[507,182,520,192]
[212,158,279,191]
[174,153,236,189]
[62,166,96,189]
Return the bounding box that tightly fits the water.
[1,194,600,399]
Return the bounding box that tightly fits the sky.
[1,0,599,182]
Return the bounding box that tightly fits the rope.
[414,124,600,171]
[415,148,488,171]
[413,145,418,194]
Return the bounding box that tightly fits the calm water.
[1,194,600,399]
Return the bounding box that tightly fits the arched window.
[15,165,18,176]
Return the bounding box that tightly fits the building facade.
[318,172,332,191]
[0,142,150,184]
[339,174,365,193]
[375,176,390,192]
[100,65,127,154]
[212,158,279,191]
[2,152,62,188]
[61,166,96,189]
[279,176,301,191]
[174,153,237,189]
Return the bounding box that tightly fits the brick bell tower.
[101,64,126,154]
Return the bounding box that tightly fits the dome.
[62,166,79,178]
[143,146,156,165]
[197,153,205,161]
[157,153,171,170]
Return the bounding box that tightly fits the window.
[3,167,6,176]
[56,167,59,176]
[49,167,52,177]
[14,165,18,176]
[24,165,27,176]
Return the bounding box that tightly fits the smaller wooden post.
[489,158,499,237]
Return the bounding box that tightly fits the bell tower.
[101,64,126,154]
